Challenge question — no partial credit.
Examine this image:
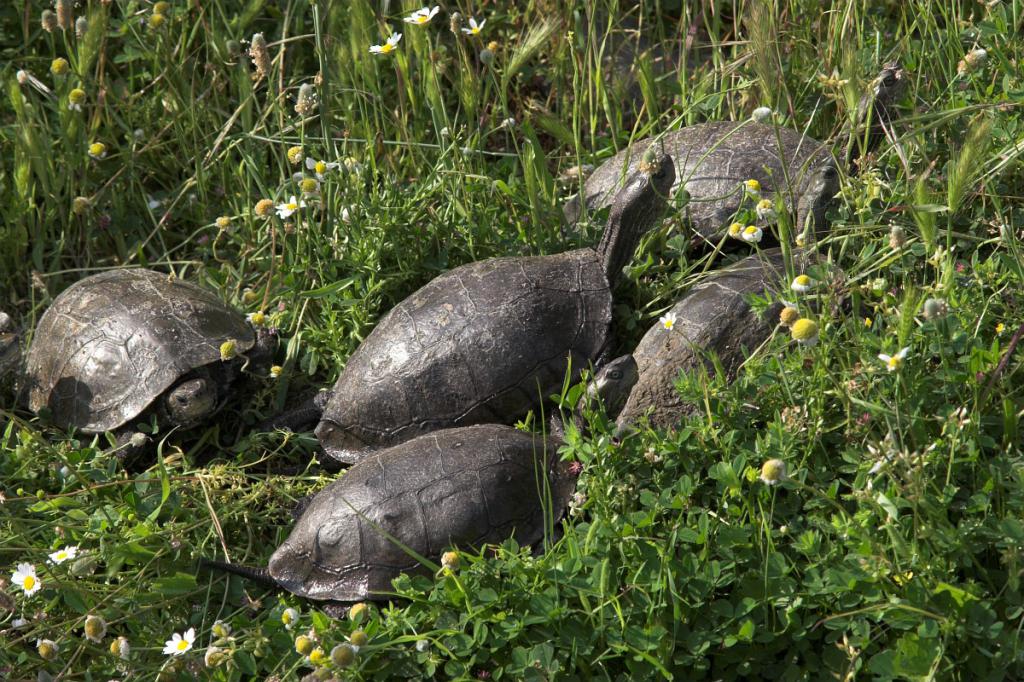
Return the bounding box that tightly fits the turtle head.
[871,61,907,109]
[597,149,676,284]
[795,163,841,244]
[849,61,907,165]
[574,354,640,426]
[163,374,218,426]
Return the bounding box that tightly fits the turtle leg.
[257,390,331,433]
[242,327,279,377]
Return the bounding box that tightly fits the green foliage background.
[1,0,1023,679]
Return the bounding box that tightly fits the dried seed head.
[254,199,275,217]
[249,33,270,80]
[294,83,317,116]
[41,9,58,32]
[75,16,87,38]
[331,643,356,667]
[56,0,73,31]
[72,196,92,215]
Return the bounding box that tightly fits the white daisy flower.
[461,17,486,35]
[305,157,339,181]
[162,627,196,656]
[878,347,910,372]
[276,195,306,219]
[404,6,439,26]
[659,311,677,331]
[760,459,787,486]
[755,198,776,222]
[48,545,79,564]
[790,274,814,293]
[741,225,763,243]
[12,563,41,596]
[370,32,402,55]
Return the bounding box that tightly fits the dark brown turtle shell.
[24,268,254,433]
[315,153,675,464]
[268,424,574,602]
[563,121,836,244]
[316,250,612,461]
[616,248,788,430]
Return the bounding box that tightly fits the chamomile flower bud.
[242,288,259,304]
[759,459,787,486]
[269,365,282,379]
[745,178,761,197]
[308,647,327,665]
[294,83,317,116]
[51,58,70,76]
[295,635,315,656]
[779,305,800,327]
[331,643,356,667]
[441,551,460,571]
[110,636,130,659]
[37,638,59,661]
[88,142,107,160]
[211,620,231,638]
[215,216,231,230]
[75,16,88,38]
[790,318,819,346]
[479,47,494,65]
[68,88,86,111]
[219,339,237,361]
[84,615,107,643]
[72,196,92,215]
[350,629,368,648]
[300,177,320,195]
[205,645,227,668]
[728,222,743,239]
[247,311,266,327]
[42,9,58,33]
[287,146,304,165]
[56,0,73,31]
[249,33,270,80]
[154,1,170,13]
[254,199,275,217]
[149,12,166,29]
[348,602,369,623]
[751,106,772,122]
[281,607,299,628]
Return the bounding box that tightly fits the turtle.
[616,247,809,430]
[0,312,18,382]
[301,151,675,464]
[22,268,275,452]
[562,61,906,247]
[203,354,638,607]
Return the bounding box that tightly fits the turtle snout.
[164,377,217,425]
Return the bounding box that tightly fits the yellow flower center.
[415,15,429,23]
[176,639,188,651]
[746,179,760,192]
[470,26,480,34]
[758,199,773,209]
[791,318,818,341]
[89,143,105,156]
[380,43,394,53]
[795,275,810,286]
[744,226,758,236]
[69,89,85,104]
[662,319,673,330]
[287,202,298,210]
[23,575,35,590]
[56,552,67,560]
[315,161,327,174]
[888,356,901,370]
[728,222,742,237]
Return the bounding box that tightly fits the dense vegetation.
[1,0,1022,679]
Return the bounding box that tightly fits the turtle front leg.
[257,390,332,434]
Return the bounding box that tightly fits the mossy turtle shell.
[268,424,574,602]
[25,269,254,433]
[563,121,836,240]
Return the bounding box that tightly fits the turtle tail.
[200,558,277,587]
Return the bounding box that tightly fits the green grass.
[2,0,1023,679]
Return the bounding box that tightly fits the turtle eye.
[882,72,897,86]
[822,166,838,179]
[610,370,622,380]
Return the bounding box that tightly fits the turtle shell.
[563,121,835,241]
[617,248,787,430]
[268,424,575,602]
[25,269,254,433]
[316,248,611,462]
